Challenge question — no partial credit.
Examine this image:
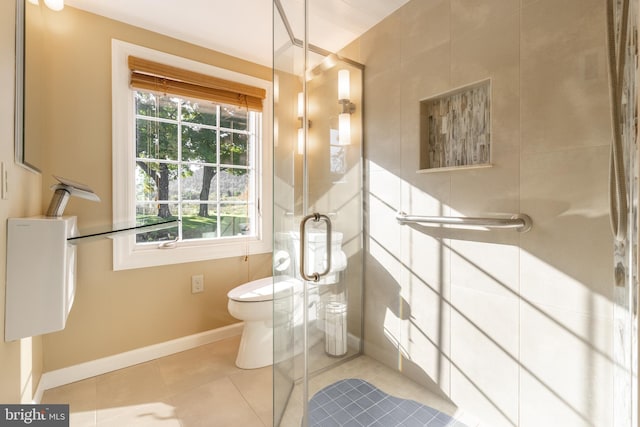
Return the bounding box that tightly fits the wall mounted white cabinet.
[4,215,178,341]
[5,216,78,341]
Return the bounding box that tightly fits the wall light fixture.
[44,0,64,12]
[338,70,355,145]
[45,0,64,11]
[29,0,65,11]
[297,92,304,154]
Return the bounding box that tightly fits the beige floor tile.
[201,336,242,357]
[170,376,265,427]
[157,340,241,395]
[96,402,180,427]
[42,378,97,427]
[229,367,274,427]
[95,361,171,424]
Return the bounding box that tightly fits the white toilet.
[227,230,347,369]
[227,276,301,369]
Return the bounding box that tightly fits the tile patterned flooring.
[42,336,272,427]
[307,379,469,427]
[42,335,475,427]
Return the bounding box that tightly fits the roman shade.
[128,56,266,111]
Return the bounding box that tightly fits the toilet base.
[236,320,273,369]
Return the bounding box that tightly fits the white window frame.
[111,39,272,270]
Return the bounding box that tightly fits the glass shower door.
[273,0,364,425]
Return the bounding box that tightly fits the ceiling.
[64,0,410,67]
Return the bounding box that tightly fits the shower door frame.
[272,0,366,425]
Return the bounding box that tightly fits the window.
[112,40,272,270]
[134,92,258,242]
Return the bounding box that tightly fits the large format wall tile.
[400,218,451,300]
[449,148,520,215]
[399,265,452,394]
[363,70,403,173]
[363,237,405,369]
[451,12,520,153]
[400,43,451,181]
[359,8,402,79]
[451,0,520,40]
[520,146,613,317]
[449,237,520,298]
[400,0,450,62]
[521,0,610,153]
[400,175,452,220]
[520,304,613,427]
[450,286,520,427]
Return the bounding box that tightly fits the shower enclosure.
[271,1,640,426]
[272,0,364,425]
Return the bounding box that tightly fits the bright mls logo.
[0,405,69,426]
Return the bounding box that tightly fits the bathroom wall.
[350,0,616,426]
[0,0,45,402]
[27,5,272,372]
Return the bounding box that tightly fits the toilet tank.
[275,229,347,284]
[304,230,346,284]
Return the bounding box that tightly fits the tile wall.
[355,0,616,426]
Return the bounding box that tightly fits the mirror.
[14,0,37,172]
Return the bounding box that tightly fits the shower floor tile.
[279,353,481,427]
[309,379,469,427]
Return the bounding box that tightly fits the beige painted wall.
[26,5,272,372]
[354,0,615,426]
[0,0,45,403]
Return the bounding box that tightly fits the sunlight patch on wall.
[366,159,615,426]
[368,235,402,283]
[19,337,33,404]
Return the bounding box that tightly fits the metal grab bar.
[396,212,533,233]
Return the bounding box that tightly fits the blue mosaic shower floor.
[308,379,469,427]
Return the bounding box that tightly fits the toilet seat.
[227,277,273,302]
[227,276,302,302]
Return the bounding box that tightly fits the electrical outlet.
[191,274,204,294]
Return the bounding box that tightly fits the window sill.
[112,236,272,270]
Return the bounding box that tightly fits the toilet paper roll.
[273,250,291,272]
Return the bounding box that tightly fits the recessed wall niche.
[419,80,491,171]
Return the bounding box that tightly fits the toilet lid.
[227,277,302,302]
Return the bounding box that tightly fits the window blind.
[128,56,266,111]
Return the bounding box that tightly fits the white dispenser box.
[5,216,78,341]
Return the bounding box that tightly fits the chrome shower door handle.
[299,213,332,282]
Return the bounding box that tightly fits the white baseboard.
[34,322,243,401]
